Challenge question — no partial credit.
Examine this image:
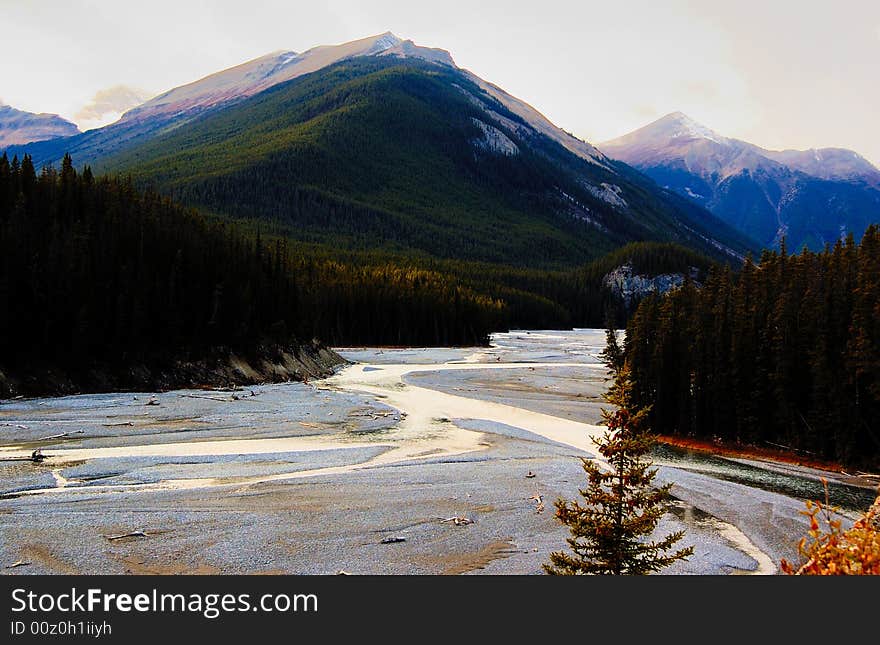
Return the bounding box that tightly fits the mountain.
[8,35,754,269]
[123,32,455,124]
[601,112,880,250]
[7,33,457,169]
[0,103,80,147]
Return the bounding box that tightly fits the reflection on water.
[652,443,876,513]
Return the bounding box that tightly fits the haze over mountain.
[6,34,753,269]
[0,103,80,148]
[601,112,880,250]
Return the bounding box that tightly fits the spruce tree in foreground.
[544,355,694,575]
[599,320,625,375]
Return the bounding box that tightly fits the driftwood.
[439,516,474,526]
[856,472,880,481]
[6,560,31,569]
[352,412,399,421]
[530,493,545,514]
[178,394,230,403]
[763,440,817,456]
[104,530,149,541]
[379,536,407,544]
[103,422,134,427]
[1,449,48,463]
[178,393,263,404]
[35,430,84,441]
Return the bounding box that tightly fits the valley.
[1,25,878,582]
[1,330,873,575]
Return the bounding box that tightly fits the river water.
[0,328,875,574]
[652,443,875,512]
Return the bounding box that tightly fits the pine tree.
[599,318,625,374]
[544,362,694,575]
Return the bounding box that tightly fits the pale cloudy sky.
[1,0,878,164]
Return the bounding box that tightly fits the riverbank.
[0,340,346,399]
[655,435,880,491]
[2,329,865,575]
[0,352,782,574]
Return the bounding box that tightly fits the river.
[0,329,874,574]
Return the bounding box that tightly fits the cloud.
[681,80,719,101]
[634,104,658,118]
[74,85,153,123]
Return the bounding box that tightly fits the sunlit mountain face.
[602,112,880,250]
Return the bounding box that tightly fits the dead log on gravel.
[1,449,48,463]
[104,530,149,541]
[379,536,407,544]
[178,393,230,402]
[35,430,84,441]
[530,493,545,514]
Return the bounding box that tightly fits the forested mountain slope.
[94,57,753,268]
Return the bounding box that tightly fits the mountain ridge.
[6,33,609,173]
[95,56,753,267]
[5,36,755,269]
[601,112,880,249]
[0,103,80,148]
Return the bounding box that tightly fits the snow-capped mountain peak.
[602,111,880,185]
[101,32,606,168]
[121,32,443,124]
[7,33,609,175]
[364,31,403,54]
[661,112,728,145]
[763,147,880,183]
[600,111,880,252]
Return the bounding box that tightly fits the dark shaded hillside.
[96,58,754,268]
[0,154,509,396]
[1,152,725,397]
[649,164,880,251]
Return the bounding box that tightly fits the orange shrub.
[782,481,880,575]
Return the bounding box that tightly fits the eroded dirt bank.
[0,340,345,399]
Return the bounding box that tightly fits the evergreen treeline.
[0,153,506,376]
[0,152,724,395]
[280,240,715,334]
[625,232,880,467]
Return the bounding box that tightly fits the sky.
[1,0,878,164]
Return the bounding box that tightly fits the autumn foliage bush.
[782,482,880,575]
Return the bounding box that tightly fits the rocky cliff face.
[0,340,347,399]
[603,263,694,307]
